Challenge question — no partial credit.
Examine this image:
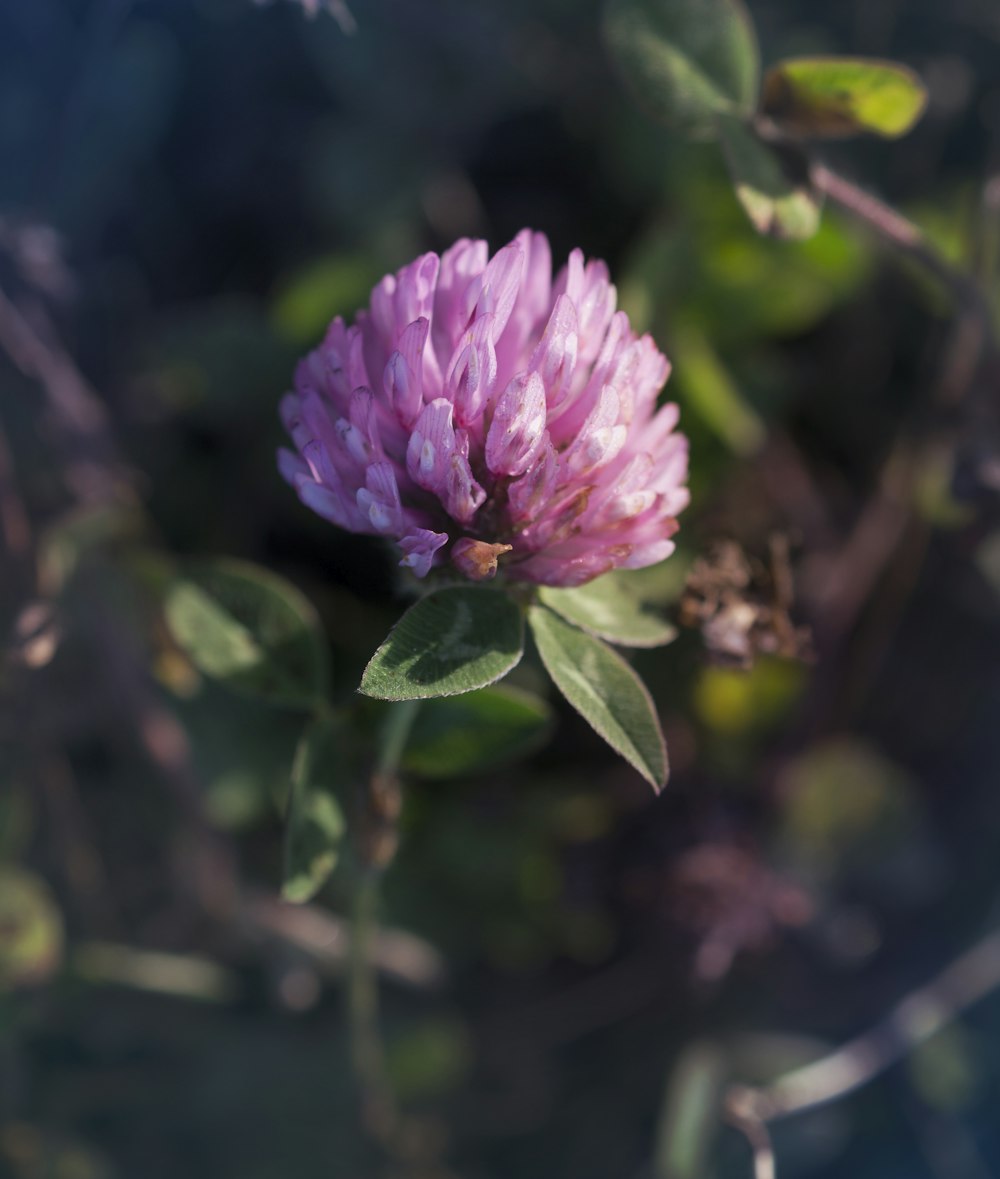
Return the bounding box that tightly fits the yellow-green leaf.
[762,56,928,140]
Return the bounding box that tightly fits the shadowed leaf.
[360,588,524,701]
[164,559,328,708]
[402,685,553,778]
[604,0,759,138]
[283,714,347,903]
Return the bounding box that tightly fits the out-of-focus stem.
[811,162,994,365]
[348,699,420,1145]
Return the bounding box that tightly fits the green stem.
[375,698,421,781]
[349,866,393,1138]
[348,699,420,1147]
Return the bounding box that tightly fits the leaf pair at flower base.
[359,576,673,792]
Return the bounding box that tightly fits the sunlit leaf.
[604,0,759,138]
[527,605,667,791]
[360,587,524,701]
[762,56,928,140]
[539,571,678,648]
[164,559,328,708]
[718,116,822,240]
[283,714,347,903]
[402,684,552,778]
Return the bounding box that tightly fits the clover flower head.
[278,230,689,587]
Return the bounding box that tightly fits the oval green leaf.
[360,587,524,701]
[762,56,928,140]
[164,559,329,708]
[718,115,822,241]
[604,0,760,138]
[539,571,678,648]
[528,605,667,792]
[283,714,347,904]
[402,685,553,778]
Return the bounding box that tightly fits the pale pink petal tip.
[278,230,688,587]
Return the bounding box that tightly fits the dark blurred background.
[3,0,1000,1176]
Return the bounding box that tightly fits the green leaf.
[283,715,347,903]
[271,253,382,345]
[718,115,822,241]
[762,56,928,140]
[670,320,766,454]
[402,685,553,778]
[164,559,328,708]
[604,0,760,138]
[539,572,678,648]
[0,869,64,990]
[360,587,524,701]
[527,606,667,791]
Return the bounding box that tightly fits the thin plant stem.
[810,162,995,368]
[348,699,421,1147]
[350,865,395,1138]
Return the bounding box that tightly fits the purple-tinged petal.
[394,252,439,328]
[464,242,524,341]
[398,528,449,578]
[299,479,362,531]
[529,294,578,409]
[485,372,547,477]
[433,238,489,361]
[507,438,560,527]
[384,350,416,429]
[563,384,627,476]
[406,399,456,493]
[277,447,309,487]
[446,314,497,427]
[356,462,403,535]
[445,444,486,524]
